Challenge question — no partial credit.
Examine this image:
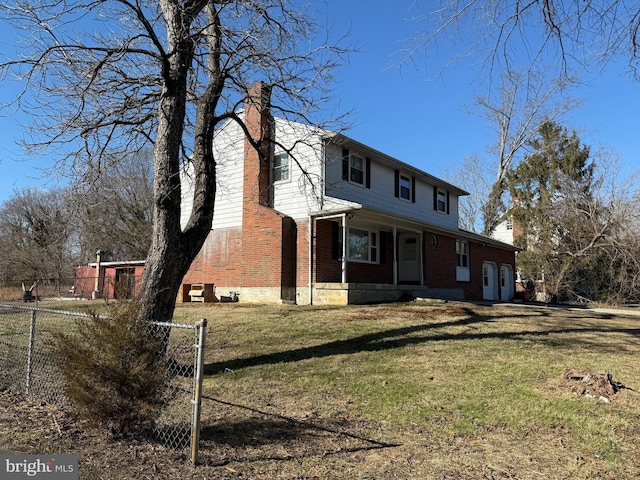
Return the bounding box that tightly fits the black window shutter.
[365,157,371,189]
[342,148,349,181]
[433,187,437,210]
[331,221,340,260]
[446,191,450,214]
[411,176,416,203]
[394,170,400,198]
[466,242,470,267]
[380,232,387,264]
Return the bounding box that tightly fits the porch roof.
[313,206,518,252]
[86,260,146,268]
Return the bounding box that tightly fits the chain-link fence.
[0,303,206,463]
[0,275,143,303]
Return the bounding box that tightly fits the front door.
[115,268,136,299]
[482,262,499,300]
[398,233,420,284]
[500,265,514,301]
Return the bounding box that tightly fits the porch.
[312,282,464,305]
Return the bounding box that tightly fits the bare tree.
[0,188,77,286]
[0,1,349,324]
[75,150,154,263]
[443,69,579,234]
[411,0,640,79]
[441,153,490,231]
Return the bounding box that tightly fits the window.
[456,239,470,282]
[437,189,447,212]
[506,218,513,230]
[342,149,370,188]
[348,228,378,263]
[456,240,468,268]
[273,153,289,182]
[349,154,364,185]
[394,170,416,202]
[399,174,411,200]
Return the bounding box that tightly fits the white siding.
[492,219,514,245]
[179,162,194,231]
[323,143,460,230]
[180,118,245,231]
[271,119,326,218]
[181,115,463,233]
[211,120,245,229]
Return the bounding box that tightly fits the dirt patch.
[561,368,628,402]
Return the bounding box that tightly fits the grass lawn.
[191,300,640,479]
[2,300,640,479]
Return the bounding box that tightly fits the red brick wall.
[424,231,457,288]
[423,229,516,300]
[74,266,95,299]
[314,219,342,283]
[295,218,310,290]
[182,227,243,286]
[241,205,286,288]
[466,242,516,300]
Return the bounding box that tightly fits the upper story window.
[348,227,378,263]
[342,148,371,188]
[350,154,365,185]
[506,218,513,230]
[399,174,411,200]
[273,153,289,182]
[434,187,449,214]
[394,170,416,203]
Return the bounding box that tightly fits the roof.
[323,132,469,197]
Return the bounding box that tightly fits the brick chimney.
[243,81,273,207]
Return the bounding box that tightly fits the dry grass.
[2,300,640,479]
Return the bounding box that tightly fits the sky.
[1,1,639,204]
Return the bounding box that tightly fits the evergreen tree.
[507,121,596,301]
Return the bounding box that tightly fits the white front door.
[398,233,420,284]
[500,265,514,301]
[482,262,499,300]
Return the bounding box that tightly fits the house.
[179,82,517,305]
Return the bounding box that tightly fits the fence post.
[190,318,207,465]
[26,309,36,393]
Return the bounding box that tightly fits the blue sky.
[1,0,639,203]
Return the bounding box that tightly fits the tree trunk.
[137,2,219,329]
[139,2,215,322]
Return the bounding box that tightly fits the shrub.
[53,299,166,437]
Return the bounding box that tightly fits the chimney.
[243,81,273,207]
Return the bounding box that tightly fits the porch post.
[341,214,347,283]
[393,226,398,285]
[419,232,424,286]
